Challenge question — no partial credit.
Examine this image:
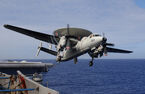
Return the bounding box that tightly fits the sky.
[0,0,145,60]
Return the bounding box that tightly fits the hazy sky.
[0,0,145,59]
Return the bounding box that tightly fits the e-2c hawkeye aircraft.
[4,24,133,66]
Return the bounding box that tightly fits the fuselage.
[60,34,103,61]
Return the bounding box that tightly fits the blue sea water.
[36,59,145,94]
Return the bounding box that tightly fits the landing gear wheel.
[74,58,78,64]
[89,61,93,67]
[56,56,61,62]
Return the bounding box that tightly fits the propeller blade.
[36,42,42,56]
[66,39,71,50]
[101,33,108,56]
[65,24,72,50]
[103,32,105,37]
[102,33,107,43]
[106,43,114,46]
[104,47,108,56]
[67,24,70,36]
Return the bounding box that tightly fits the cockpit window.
[89,34,100,38]
[94,34,100,36]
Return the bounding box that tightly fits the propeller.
[101,33,108,56]
[36,42,42,56]
[102,33,116,56]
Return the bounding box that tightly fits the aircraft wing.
[4,24,59,45]
[106,47,133,53]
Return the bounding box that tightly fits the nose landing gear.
[89,61,93,66]
[56,55,61,62]
[89,57,94,67]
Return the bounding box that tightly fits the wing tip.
[124,50,133,53]
[3,24,9,28]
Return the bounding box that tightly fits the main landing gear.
[74,58,78,64]
[89,57,94,67]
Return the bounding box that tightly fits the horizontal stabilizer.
[106,47,133,53]
[40,47,57,56]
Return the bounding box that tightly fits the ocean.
[32,59,145,94]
